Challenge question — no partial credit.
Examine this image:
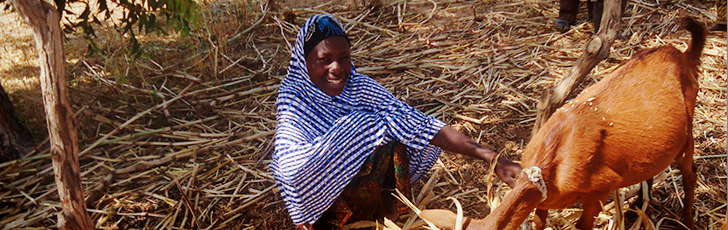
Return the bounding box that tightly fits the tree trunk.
[0,83,36,163]
[532,0,623,137]
[8,0,94,229]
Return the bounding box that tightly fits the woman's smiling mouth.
[327,78,344,85]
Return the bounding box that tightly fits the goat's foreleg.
[532,208,549,230]
[576,193,610,230]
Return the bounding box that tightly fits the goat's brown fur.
[420,17,707,230]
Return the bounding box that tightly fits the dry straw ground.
[0,0,725,229]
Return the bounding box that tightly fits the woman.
[271,14,522,229]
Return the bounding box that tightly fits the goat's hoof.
[554,19,571,33]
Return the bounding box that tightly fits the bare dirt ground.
[0,0,726,229]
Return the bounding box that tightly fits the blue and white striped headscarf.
[271,14,445,225]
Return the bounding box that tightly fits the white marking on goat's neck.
[524,166,547,201]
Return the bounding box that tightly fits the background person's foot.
[710,23,727,31]
[554,19,571,32]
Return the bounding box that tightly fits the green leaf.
[60,0,199,59]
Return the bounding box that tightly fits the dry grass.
[0,0,725,229]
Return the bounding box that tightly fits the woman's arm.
[352,76,522,186]
[430,125,522,187]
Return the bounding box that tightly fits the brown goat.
[420,17,707,230]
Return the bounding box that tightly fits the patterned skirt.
[312,141,411,229]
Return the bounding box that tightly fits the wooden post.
[9,0,94,229]
[532,0,623,137]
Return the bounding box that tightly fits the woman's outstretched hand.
[494,156,522,188]
[431,125,523,188]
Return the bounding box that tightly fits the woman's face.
[305,36,352,97]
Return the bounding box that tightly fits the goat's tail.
[683,16,708,61]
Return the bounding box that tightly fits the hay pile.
[0,0,725,229]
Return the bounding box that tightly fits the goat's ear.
[419,209,459,229]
